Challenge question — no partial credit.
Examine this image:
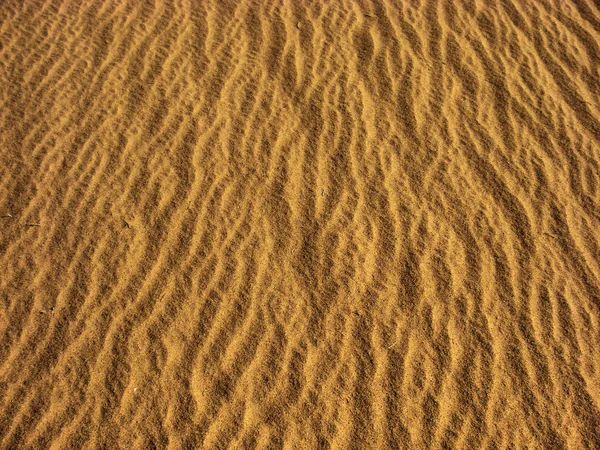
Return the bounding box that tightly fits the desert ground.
[1,0,600,448]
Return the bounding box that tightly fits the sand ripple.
[1,0,600,448]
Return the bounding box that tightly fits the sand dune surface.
[2,0,600,448]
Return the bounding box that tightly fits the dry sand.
[1,0,600,448]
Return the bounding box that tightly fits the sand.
[1,0,600,448]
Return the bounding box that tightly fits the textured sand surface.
[2,0,600,448]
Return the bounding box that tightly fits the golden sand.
[1,0,600,448]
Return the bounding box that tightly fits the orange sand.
[1,0,600,448]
